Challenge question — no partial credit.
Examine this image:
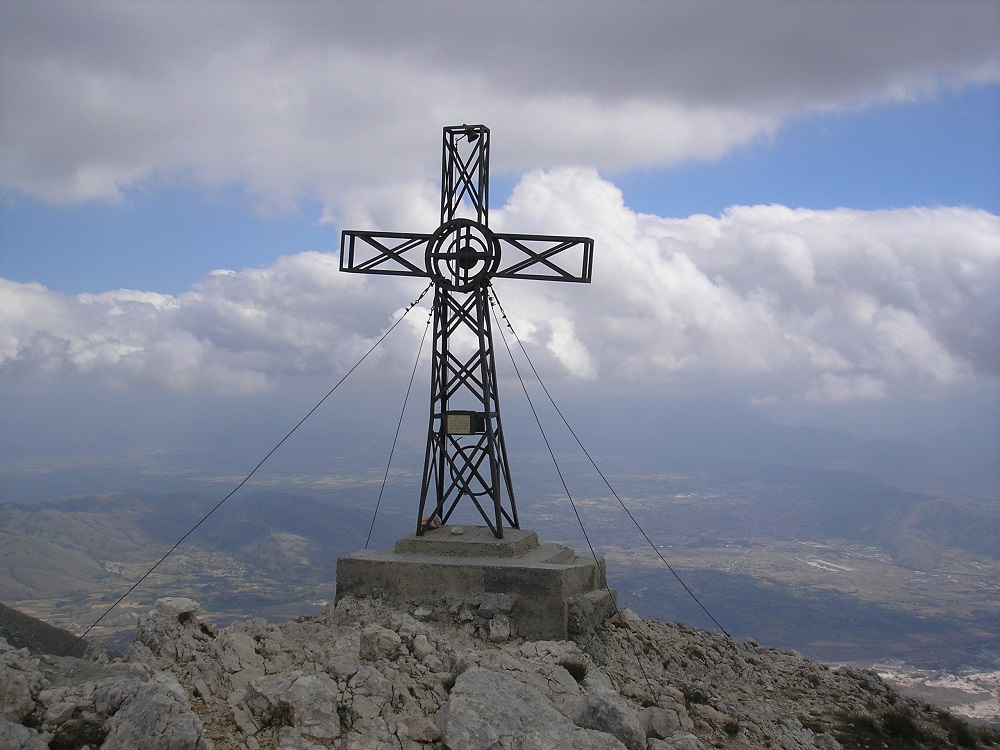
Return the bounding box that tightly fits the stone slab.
[336,527,615,640]
[393,526,540,558]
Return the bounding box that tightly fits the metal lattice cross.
[341,125,593,538]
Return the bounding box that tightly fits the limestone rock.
[328,653,361,681]
[576,688,646,750]
[0,668,36,723]
[101,673,210,750]
[649,734,703,750]
[43,700,76,724]
[0,645,42,723]
[246,671,341,741]
[813,734,843,750]
[487,615,511,642]
[639,706,683,740]
[410,633,435,660]
[155,597,202,618]
[130,599,215,665]
[442,667,628,750]
[287,677,341,736]
[399,714,441,743]
[1,595,991,750]
[359,625,403,661]
[0,717,47,750]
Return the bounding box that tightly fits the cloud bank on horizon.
[1,1,998,409]
[4,172,997,404]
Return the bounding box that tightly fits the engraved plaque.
[447,412,472,435]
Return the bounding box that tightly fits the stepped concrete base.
[335,526,616,640]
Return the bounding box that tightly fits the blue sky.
[1,1,998,503]
[2,86,996,296]
[614,86,1000,217]
[1,187,331,295]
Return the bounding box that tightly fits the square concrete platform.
[336,526,616,640]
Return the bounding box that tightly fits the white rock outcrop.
[0,630,210,749]
[441,667,627,750]
[0,596,993,750]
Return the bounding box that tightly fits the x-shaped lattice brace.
[341,125,593,538]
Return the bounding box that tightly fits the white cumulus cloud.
[2,172,996,403]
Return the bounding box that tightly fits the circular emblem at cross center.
[425,218,501,293]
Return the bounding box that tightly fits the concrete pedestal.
[335,526,616,640]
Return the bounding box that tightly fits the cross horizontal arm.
[341,231,432,277]
[494,234,594,283]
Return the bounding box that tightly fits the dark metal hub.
[426,217,500,293]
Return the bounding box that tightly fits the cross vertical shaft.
[417,125,516,537]
[340,124,594,539]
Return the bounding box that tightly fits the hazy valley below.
[1,400,997,724]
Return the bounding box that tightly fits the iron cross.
[340,125,593,538]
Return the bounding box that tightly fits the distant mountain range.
[556,397,994,499]
[0,490,373,601]
[1,398,995,671]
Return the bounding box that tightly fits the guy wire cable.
[365,306,433,549]
[490,289,731,640]
[489,287,658,700]
[64,282,433,654]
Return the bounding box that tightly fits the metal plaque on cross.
[341,125,593,538]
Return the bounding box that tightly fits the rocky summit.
[1,596,996,750]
